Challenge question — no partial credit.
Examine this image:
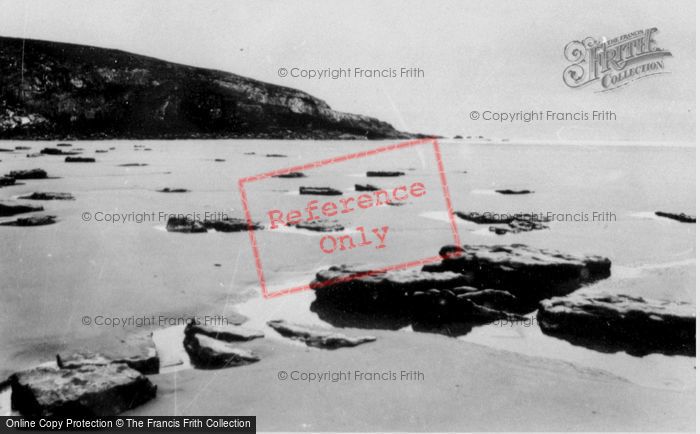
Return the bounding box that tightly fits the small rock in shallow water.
[495,189,533,195]
[10,364,156,417]
[165,216,207,233]
[299,186,343,196]
[366,171,404,177]
[18,192,74,201]
[654,211,695,223]
[6,168,47,179]
[0,176,15,186]
[0,202,44,217]
[355,184,379,191]
[274,172,305,178]
[267,319,376,349]
[183,334,260,369]
[290,220,344,232]
[65,156,95,163]
[1,215,57,226]
[157,187,189,193]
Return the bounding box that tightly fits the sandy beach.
[129,326,695,431]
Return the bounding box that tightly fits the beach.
[0,139,695,429]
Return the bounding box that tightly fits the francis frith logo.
[563,28,671,91]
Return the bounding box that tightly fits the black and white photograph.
[0,0,696,432]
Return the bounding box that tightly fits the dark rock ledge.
[310,244,611,335]
[538,293,695,356]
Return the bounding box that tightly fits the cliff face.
[0,36,416,140]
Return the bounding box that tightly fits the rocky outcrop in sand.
[6,168,48,179]
[0,215,57,226]
[184,334,260,369]
[310,244,611,334]
[18,192,74,200]
[538,293,695,356]
[267,320,376,349]
[10,364,156,417]
[299,186,343,196]
[0,202,44,217]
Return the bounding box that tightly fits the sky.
[0,0,695,143]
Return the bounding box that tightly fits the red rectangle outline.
[238,138,461,298]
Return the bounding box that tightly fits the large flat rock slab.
[10,364,156,417]
[423,244,611,299]
[538,292,695,356]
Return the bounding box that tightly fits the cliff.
[0,36,419,140]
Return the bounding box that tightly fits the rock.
[453,135,463,139]
[40,147,78,155]
[214,158,225,162]
[56,143,72,147]
[18,192,74,200]
[655,211,695,223]
[411,288,524,323]
[26,153,42,158]
[274,172,305,178]
[299,186,343,196]
[184,321,264,342]
[454,211,509,224]
[489,219,548,235]
[7,168,47,179]
[165,216,207,233]
[119,163,148,167]
[0,202,44,217]
[422,244,611,301]
[95,149,108,153]
[266,154,287,158]
[0,215,57,226]
[355,184,379,192]
[495,189,533,195]
[203,217,263,232]
[157,188,189,193]
[0,147,13,152]
[454,211,549,233]
[366,171,405,177]
[14,146,31,150]
[244,152,256,155]
[0,176,15,186]
[57,333,159,375]
[490,227,509,235]
[311,265,472,310]
[290,220,344,232]
[267,320,376,349]
[9,364,156,417]
[183,334,260,369]
[538,293,695,356]
[65,156,95,163]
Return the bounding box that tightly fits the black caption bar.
[1,416,255,432]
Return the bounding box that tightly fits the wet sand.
[127,326,695,431]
